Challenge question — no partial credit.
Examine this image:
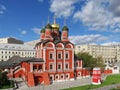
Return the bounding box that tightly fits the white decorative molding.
[72,49,74,70]
[30,62,33,72]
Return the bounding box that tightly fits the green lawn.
[62,74,120,90]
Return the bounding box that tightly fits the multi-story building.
[0,37,35,61]
[25,39,39,46]
[115,45,120,62]
[75,44,116,63]
[0,37,23,44]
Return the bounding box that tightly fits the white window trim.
[49,63,54,70]
[49,51,54,60]
[57,62,62,70]
[65,73,70,79]
[57,51,62,60]
[65,62,69,70]
[65,51,69,60]
[60,74,64,79]
[55,74,59,80]
[50,74,54,81]
[77,72,81,77]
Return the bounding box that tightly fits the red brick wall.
[104,70,112,74]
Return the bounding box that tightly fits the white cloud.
[50,0,78,18]
[73,0,120,32]
[0,4,6,14]
[32,27,40,35]
[113,29,120,33]
[21,30,27,35]
[101,42,120,46]
[69,34,108,45]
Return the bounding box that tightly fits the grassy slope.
[62,74,120,90]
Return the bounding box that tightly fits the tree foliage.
[76,52,105,70]
[0,70,10,87]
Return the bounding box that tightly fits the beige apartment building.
[75,44,118,63]
[115,45,120,63]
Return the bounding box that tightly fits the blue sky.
[0,0,120,45]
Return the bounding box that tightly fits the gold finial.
[52,15,60,30]
[53,15,56,24]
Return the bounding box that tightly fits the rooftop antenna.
[64,18,66,26]
[47,16,50,23]
[53,15,56,24]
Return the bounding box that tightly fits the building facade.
[0,20,90,87]
[0,37,23,44]
[35,20,88,83]
[75,44,116,63]
[25,39,40,46]
[115,45,120,63]
[0,42,35,61]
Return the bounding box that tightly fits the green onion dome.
[45,23,52,29]
[62,26,69,31]
[40,28,45,33]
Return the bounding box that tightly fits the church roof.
[0,56,44,69]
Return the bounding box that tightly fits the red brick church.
[0,19,90,87]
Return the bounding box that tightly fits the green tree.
[0,70,10,87]
[76,52,105,70]
[95,56,105,72]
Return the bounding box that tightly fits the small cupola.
[45,23,52,30]
[62,26,69,31]
[40,28,45,33]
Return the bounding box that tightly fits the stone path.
[15,77,92,90]
[13,75,120,90]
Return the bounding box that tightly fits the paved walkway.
[15,77,92,90]
[14,75,120,90]
[14,78,29,90]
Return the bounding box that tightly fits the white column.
[64,49,65,71]
[30,62,33,72]
[43,47,46,62]
[54,48,56,71]
[40,44,42,58]
[43,63,45,71]
[72,49,74,70]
